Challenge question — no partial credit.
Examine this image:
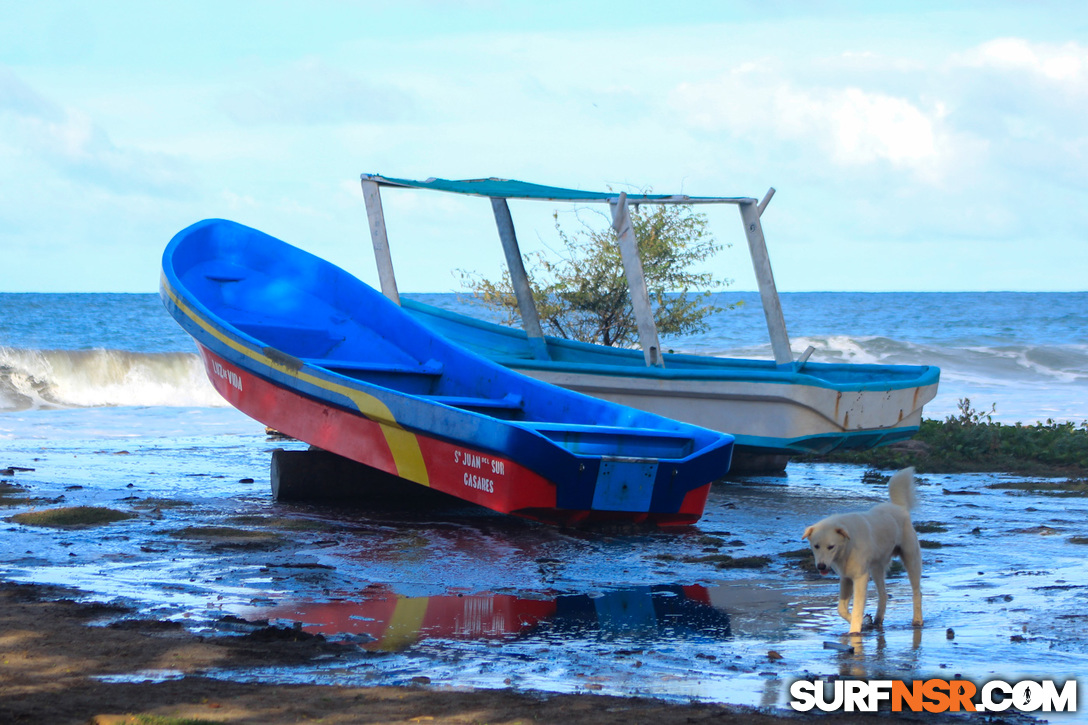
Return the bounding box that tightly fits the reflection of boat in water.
[249,585,730,651]
[161,219,734,526]
[359,175,940,471]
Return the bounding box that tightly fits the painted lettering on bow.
[211,360,243,391]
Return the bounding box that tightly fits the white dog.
[802,467,923,634]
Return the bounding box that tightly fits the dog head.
[802,522,850,576]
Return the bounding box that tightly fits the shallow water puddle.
[243,585,734,649]
[1,407,1086,717]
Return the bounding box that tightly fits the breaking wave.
[688,335,1088,386]
[0,347,226,411]
[679,335,1088,424]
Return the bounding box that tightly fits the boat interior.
[175,249,705,462]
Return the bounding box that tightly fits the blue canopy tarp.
[361,174,752,205]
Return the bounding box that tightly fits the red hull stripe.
[198,345,557,514]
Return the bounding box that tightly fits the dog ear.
[834,526,850,541]
[802,525,814,540]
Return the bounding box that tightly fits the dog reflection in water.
[803,467,923,635]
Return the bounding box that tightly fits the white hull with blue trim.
[357,175,941,469]
[403,298,939,462]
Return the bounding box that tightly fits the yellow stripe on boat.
[161,277,430,485]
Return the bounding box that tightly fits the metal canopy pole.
[611,192,665,368]
[739,190,793,367]
[490,197,549,360]
[361,178,401,305]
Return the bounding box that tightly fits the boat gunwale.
[401,298,941,392]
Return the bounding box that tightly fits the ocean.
[2,290,1087,711]
[3,291,1086,425]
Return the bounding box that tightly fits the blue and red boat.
[160,219,734,525]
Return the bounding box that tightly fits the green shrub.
[801,399,1088,477]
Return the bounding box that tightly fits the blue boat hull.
[160,219,734,525]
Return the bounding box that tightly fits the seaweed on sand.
[10,506,136,527]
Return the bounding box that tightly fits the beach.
[2,579,995,725]
[2,417,1086,722]
[1,292,1086,722]
[0,580,792,725]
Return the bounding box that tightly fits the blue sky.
[1,1,1085,293]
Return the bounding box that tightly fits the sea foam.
[0,347,226,411]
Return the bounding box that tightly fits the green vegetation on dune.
[801,399,1088,477]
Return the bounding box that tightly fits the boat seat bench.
[518,422,697,459]
[522,422,692,440]
[301,358,445,376]
[422,393,523,411]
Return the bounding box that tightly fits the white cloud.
[956,38,1088,84]
[671,68,949,179]
[944,38,1088,190]
[0,66,193,196]
[826,87,939,167]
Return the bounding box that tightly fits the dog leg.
[902,548,924,627]
[838,577,853,622]
[848,573,870,634]
[873,570,887,626]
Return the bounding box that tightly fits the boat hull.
[515,366,933,453]
[193,343,572,518]
[161,219,734,525]
[402,299,940,458]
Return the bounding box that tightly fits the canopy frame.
[359,174,795,368]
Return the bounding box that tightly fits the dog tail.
[888,467,917,510]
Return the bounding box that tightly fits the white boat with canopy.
[358,174,940,472]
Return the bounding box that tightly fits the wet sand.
[0,580,963,724]
[1,412,1085,722]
